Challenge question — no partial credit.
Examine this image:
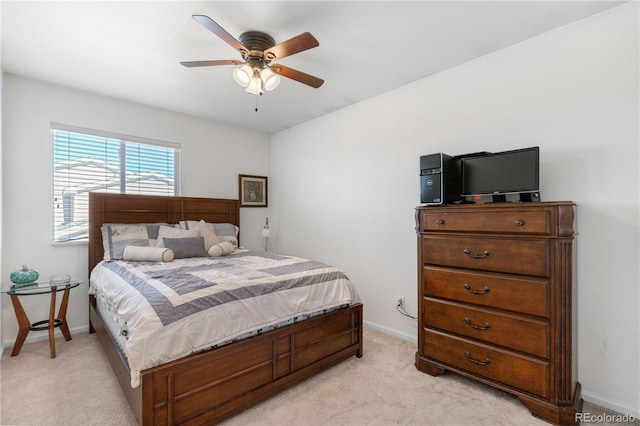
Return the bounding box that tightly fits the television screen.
[461,147,539,196]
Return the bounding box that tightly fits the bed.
[87,192,363,425]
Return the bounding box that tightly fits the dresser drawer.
[422,236,549,277]
[423,267,549,318]
[419,209,550,235]
[423,299,549,358]
[423,329,549,398]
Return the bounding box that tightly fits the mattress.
[90,250,354,388]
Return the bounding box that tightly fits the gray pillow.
[162,237,207,259]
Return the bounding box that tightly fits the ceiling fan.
[181,15,324,96]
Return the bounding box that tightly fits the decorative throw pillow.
[208,241,236,257]
[123,246,175,262]
[193,220,222,250]
[162,237,208,259]
[180,220,239,247]
[212,223,239,247]
[101,223,168,261]
[155,225,199,248]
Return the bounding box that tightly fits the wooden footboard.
[90,296,363,425]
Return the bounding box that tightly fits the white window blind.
[52,123,181,243]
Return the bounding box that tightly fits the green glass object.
[10,265,39,284]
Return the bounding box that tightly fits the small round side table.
[2,281,82,358]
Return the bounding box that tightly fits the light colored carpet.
[1,331,137,426]
[0,327,615,425]
[223,327,548,426]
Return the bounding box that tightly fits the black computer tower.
[420,153,461,205]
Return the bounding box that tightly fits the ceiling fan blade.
[180,59,244,67]
[271,64,324,88]
[264,32,319,61]
[192,15,248,55]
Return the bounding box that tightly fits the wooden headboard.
[88,192,240,274]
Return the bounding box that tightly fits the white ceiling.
[1,1,624,134]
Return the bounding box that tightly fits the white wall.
[0,2,4,355]
[270,3,639,416]
[1,74,270,349]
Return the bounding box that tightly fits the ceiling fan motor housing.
[239,31,277,62]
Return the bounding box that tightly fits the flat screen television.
[461,146,540,201]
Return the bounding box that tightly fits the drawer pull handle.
[465,352,491,366]
[464,317,491,330]
[515,219,524,226]
[463,249,490,259]
[463,283,491,294]
[436,219,444,225]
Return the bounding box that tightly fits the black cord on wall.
[396,301,418,320]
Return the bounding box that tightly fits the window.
[52,123,181,243]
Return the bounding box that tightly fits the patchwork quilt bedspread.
[90,250,355,388]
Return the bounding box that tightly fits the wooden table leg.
[9,295,30,357]
[57,286,73,342]
[8,283,77,358]
[49,290,57,358]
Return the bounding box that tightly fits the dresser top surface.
[416,201,575,211]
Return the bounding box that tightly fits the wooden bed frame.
[87,192,363,425]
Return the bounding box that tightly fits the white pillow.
[155,225,199,248]
[193,220,222,250]
[208,241,236,257]
[123,246,175,262]
[180,221,239,248]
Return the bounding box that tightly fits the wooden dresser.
[415,202,581,425]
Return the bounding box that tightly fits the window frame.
[51,123,181,244]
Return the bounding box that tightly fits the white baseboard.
[582,390,640,418]
[363,320,417,343]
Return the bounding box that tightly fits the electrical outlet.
[396,296,405,307]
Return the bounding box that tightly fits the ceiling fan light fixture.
[232,65,252,88]
[245,76,263,95]
[260,68,281,91]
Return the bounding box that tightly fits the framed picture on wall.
[239,174,268,207]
